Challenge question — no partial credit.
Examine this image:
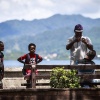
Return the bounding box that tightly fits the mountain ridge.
[0,14,100,60]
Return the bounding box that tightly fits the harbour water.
[4,59,100,67]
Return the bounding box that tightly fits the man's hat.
[74,24,83,32]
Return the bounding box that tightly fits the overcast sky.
[0,0,100,22]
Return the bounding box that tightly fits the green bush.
[50,67,81,88]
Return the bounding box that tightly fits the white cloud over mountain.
[0,0,100,22]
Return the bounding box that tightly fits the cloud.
[13,43,20,51]
[0,0,10,10]
[0,0,100,22]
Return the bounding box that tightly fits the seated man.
[77,50,96,87]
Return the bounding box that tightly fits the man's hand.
[81,38,87,44]
[66,37,81,50]
[81,38,93,50]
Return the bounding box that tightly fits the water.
[4,60,70,67]
[4,59,100,68]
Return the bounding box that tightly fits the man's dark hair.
[28,43,36,50]
[87,50,96,60]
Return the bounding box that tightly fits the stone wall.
[2,67,100,89]
[0,67,100,100]
[2,67,25,89]
[2,67,50,89]
[0,88,100,100]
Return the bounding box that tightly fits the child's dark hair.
[28,43,36,50]
[87,50,96,60]
[0,41,3,45]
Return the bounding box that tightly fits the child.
[77,50,96,65]
[0,41,4,88]
[77,50,96,87]
[78,50,96,74]
[17,43,43,80]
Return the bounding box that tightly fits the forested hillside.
[0,14,100,60]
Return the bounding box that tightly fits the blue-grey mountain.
[0,14,100,60]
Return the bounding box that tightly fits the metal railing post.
[31,65,36,88]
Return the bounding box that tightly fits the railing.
[21,64,36,88]
[21,65,100,88]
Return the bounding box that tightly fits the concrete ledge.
[0,88,100,100]
[2,67,100,89]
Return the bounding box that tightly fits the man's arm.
[66,38,81,50]
[85,43,93,50]
[81,38,93,50]
[66,40,75,50]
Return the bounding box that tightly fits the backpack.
[25,53,38,64]
[22,53,38,75]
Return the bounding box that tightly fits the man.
[66,24,93,65]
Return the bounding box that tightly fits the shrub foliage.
[50,67,81,88]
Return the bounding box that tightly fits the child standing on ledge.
[17,43,43,80]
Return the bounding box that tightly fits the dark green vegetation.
[50,67,80,88]
[0,14,100,60]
